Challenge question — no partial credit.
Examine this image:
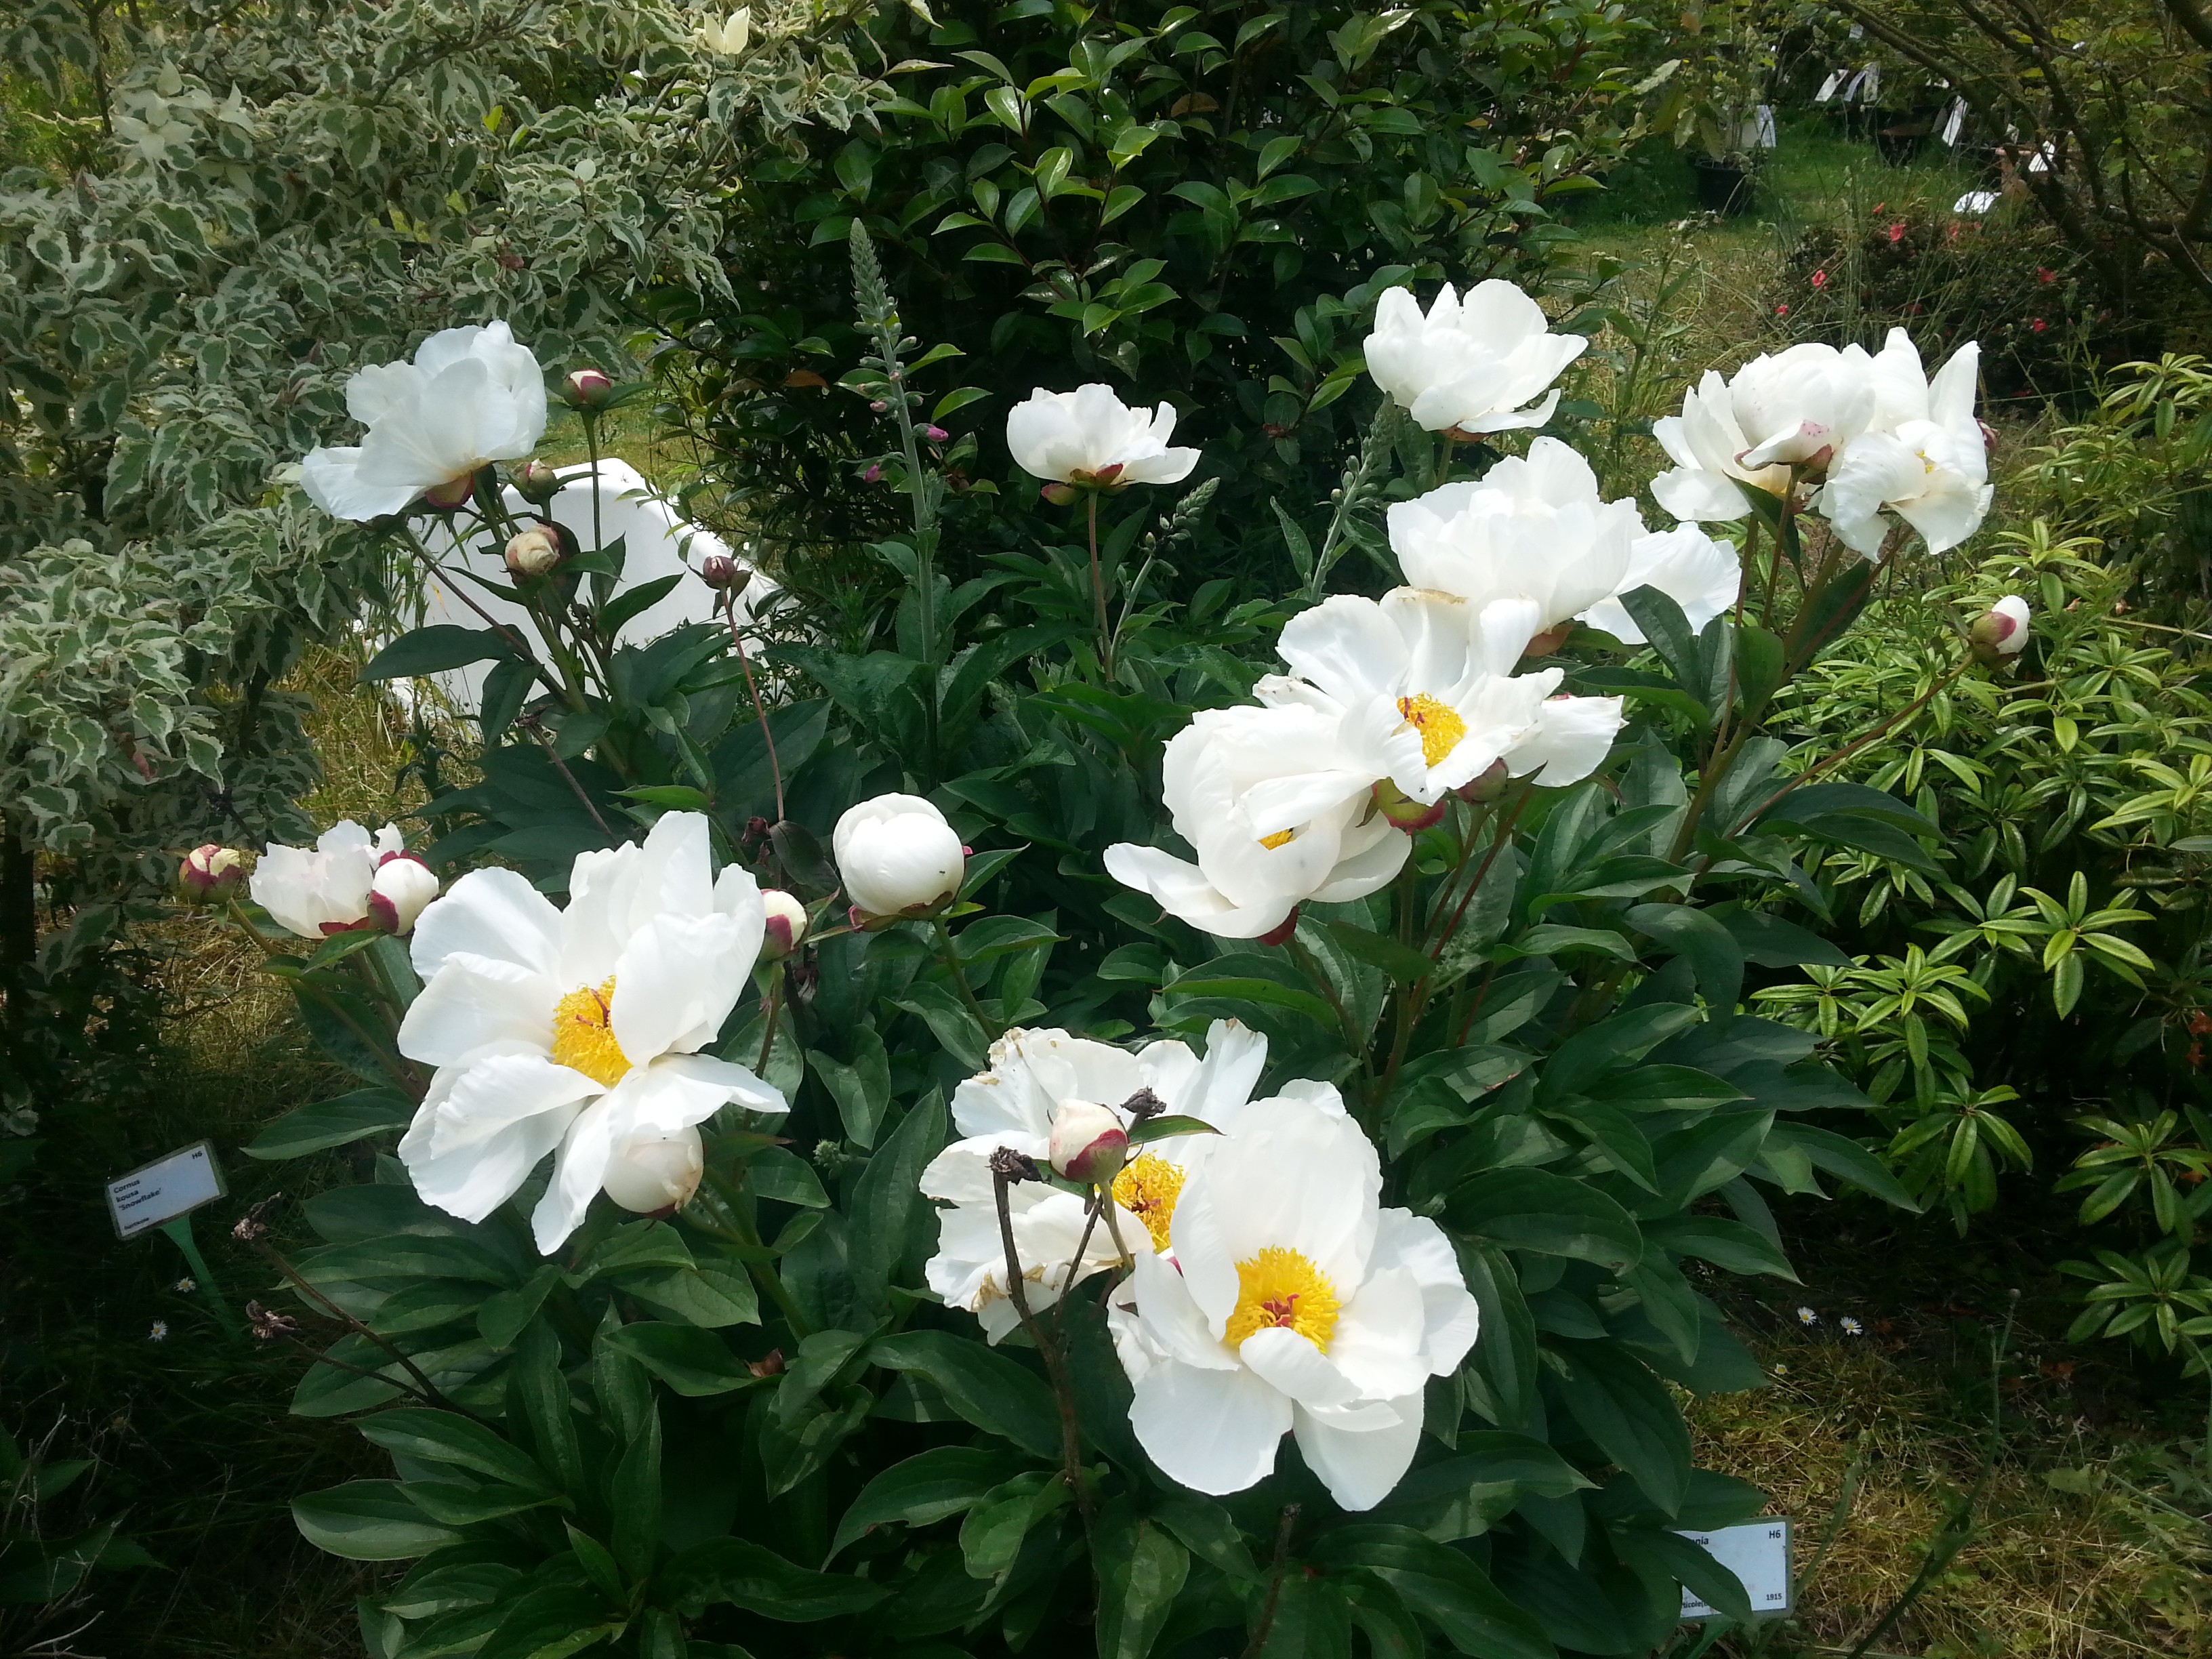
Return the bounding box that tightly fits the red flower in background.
[2030,318,2049,333]
[1811,269,1829,289]
[2037,266,2055,283]
[1888,222,1905,243]
[1776,304,1790,316]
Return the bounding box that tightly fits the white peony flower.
[1649,370,1795,523]
[250,820,403,939]
[1006,385,1200,488]
[1386,438,1641,631]
[1108,1087,1479,1512]
[367,855,441,937]
[1362,281,1588,436]
[922,1021,1269,1341]
[1648,342,1878,524]
[1816,331,1991,558]
[1105,704,1408,940]
[1579,523,1745,644]
[394,811,785,1254]
[695,7,751,55]
[300,323,548,522]
[833,794,966,919]
[1253,588,1624,814]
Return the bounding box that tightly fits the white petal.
[1240,1326,1363,1410]
[1292,1393,1427,1511]
[411,866,564,983]
[1128,1357,1292,1496]
[396,956,556,1067]
[609,912,748,1061]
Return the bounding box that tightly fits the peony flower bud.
[505,525,565,579]
[178,844,245,902]
[564,368,616,411]
[514,459,562,504]
[1456,758,1511,804]
[1048,1100,1130,1185]
[420,473,476,512]
[832,794,966,919]
[367,853,441,935]
[699,552,752,594]
[1969,594,2030,663]
[602,1126,705,1214]
[1370,778,1447,834]
[760,888,808,958]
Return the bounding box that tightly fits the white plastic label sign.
[106,1141,226,1240]
[1677,1518,1792,1620]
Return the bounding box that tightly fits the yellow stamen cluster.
[1397,693,1467,769]
[1111,1154,1187,1253]
[1258,829,1294,851]
[1223,1246,1341,1352]
[551,977,630,1086]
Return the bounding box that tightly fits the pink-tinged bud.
[1371,778,1447,833]
[514,459,562,504]
[420,474,475,512]
[1048,1101,1130,1185]
[699,552,752,594]
[603,1126,704,1214]
[862,462,883,483]
[367,853,440,935]
[178,844,245,901]
[1040,481,1079,507]
[505,525,565,578]
[1256,907,1300,947]
[760,889,808,958]
[1969,595,2030,663]
[1456,758,1511,804]
[924,425,949,442]
[564,368,617,410]
[869,399,888,413]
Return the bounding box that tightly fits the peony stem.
[991,1153,1094,1537]
[1239,1504,1303,1659]
[1087,491,1114,678]
[721,592,785,823]
[930,917,1002,1040]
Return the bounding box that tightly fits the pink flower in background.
[2031,318,2049,333]
[1811,269,1829,289]
[1887,222,1904,244]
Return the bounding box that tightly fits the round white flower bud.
[178,844,245,901]
[602,1126,705,1214]
[367,854,441,935]
[760,889,808,958]
[505,525,565,578]
[1969,594,2030,661]
[1047,1100,1130,1186]
[832,794,966,918]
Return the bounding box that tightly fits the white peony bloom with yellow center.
[1580,523,1745,644]
[1104,703,1408,940]
[1362,280,1588,436]
[250,820,404,939]
[300,323,548,522]
[921,1021,1268,1342]
[394,811,784,1253]
[1108,1088,1479,1512]
[1253,588,1625,809]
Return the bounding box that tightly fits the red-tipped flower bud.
[1048,1101,1130,1185]
[760,889,808,958]
[514,459,562,504]
[367,853,440,935]
[564,368,617,411]
[179,844,245,902]
[505,525,565,579]
[1371,778,1447,833]
[699,552,752,594]
[1456,758,1511,804]
[1969,594,2030,664]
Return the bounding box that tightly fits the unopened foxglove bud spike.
[1048,1101,1130,1185]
